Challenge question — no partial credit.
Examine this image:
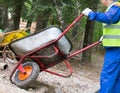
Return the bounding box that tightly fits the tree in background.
[0,3,3,29]
[13,0,24,30]
[0,0,24,31]
[80,0,100,62]
[0,0,105,64]
[30,0,55,32]
[2,0,9,30]
[0,0,9,30]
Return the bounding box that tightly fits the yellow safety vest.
[103,22,120,46]
[103,2,120,46]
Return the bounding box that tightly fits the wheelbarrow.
[9,14,102,88]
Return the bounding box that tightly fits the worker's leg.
[99,47,120,93]
[113,72,120,93]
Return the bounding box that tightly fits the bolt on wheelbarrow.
[9,14,102,88]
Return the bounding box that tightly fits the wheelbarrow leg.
[18,63,26,73]
[42,59,73,77]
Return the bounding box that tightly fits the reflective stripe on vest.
[103,35,120,39]
[104,25,120,28]
[103,22,120,46]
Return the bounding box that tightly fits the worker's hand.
[82,8,92,16]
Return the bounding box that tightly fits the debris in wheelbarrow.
[9,14,102,88]
[0,28,29,46]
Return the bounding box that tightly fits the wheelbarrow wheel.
[11,61,40,88]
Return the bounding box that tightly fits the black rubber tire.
[11,61,40,88]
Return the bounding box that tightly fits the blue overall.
[88,2,120,93]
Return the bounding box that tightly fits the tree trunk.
[0,5,3,29]
[26,20,32,34]
[72,23,79,37]
[13,0,23,30]
[82,18,95,62]
[35,13,43,32]
[3,7,8,29]
[35,10,51,33]
[26,20,32,28]
[53,0,66,29]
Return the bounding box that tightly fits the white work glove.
[82,8,92,16]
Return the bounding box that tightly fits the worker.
[82,0,120,93]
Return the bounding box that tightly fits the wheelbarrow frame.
[10,14,101,83]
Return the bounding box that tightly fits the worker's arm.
[88,5,120,24]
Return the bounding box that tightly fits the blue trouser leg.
[113,73,120,93]
[99,47,120,93]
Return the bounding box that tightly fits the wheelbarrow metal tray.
[9,26,72,57]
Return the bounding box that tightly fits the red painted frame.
[10,14,101,82]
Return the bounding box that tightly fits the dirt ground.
[0,52,104,93]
